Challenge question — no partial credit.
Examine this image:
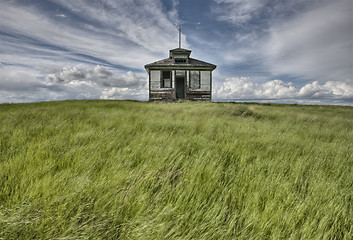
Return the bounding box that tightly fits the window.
[190,71,200,89]
[161,70,171,88]
[175,59,186,63]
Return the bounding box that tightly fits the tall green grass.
[0,100,352,239]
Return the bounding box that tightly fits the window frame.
[161,70,172,88]
[189,70,201,89]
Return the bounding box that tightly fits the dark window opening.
[175,59,186,63]
[161,70,171,88]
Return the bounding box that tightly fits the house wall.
[149,70,176,101]
[149,69,212,101]
[186,70,211,101]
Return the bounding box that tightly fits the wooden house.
[145,47,216,101]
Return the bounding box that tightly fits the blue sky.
[0,0,352,105]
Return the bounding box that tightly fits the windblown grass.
[0,100,352,239]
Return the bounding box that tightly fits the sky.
[0,0,352,105]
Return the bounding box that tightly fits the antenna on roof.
[179,24,181,48]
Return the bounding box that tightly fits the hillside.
[0,100,352,239]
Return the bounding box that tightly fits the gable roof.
[169,48,192,53]
[145,57,216,70]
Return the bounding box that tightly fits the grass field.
[0,100,352,239]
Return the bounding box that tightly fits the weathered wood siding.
[186,91,211,101]
[185,70,211,100]
[149,70,176,101]
[150,90,176,101]
[149,69,211,101]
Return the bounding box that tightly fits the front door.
[176,77,185,99]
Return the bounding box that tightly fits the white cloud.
[298,80,353,99]
[0,64,148,103]
[214,77,296,99]
[45,65,149,101]
[45,65,147,89]
[46,66,85,83]
[214,77,353,103]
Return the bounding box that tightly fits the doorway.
[176,77,185,99]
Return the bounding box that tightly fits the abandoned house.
[145,46,216,101]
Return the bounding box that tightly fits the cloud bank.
[215,77,353,105]
[0,65,148,103]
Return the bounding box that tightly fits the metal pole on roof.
[179,24,181,48]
